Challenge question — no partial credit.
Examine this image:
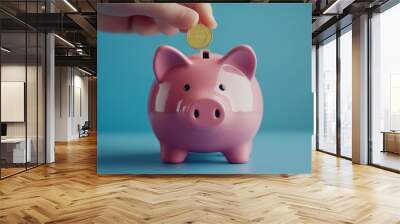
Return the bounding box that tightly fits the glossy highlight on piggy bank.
[148,45,263,163]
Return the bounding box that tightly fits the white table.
[1,138,32,163]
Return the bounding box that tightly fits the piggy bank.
[148,45,263,163]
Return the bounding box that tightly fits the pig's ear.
[220,45,257,80]
[153,45,191,81]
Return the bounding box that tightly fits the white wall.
[55,67,70,141]
[55,67,89,141]
[1,66,26,135]
[1,65,40,137]
[72,73,89,138]
[1,82,25,122]
[1,64,46,164]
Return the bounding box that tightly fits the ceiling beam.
[323,0,356,14]
[67,13,97,40]
[55,55,96,71]
[312,0,356,34]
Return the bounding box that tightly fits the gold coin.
[186,24,212,49]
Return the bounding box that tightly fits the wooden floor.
[1,135,400,224]
[1,167,26,178]
[372,150,400,171]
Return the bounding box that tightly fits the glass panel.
[371,3,400,171]
[340,28,352,158]
[312,46,317,150]
[26,0,39,170]
[27,31,38,169]
[38,32,45,165]
[318,36,337,154]
[1,30,27,177]
[0,1,46,178]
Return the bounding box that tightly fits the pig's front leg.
[223,142,252,163]
[160,143,188,163]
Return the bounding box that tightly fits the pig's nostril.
[194,109,200,118]
[214,109,220,118]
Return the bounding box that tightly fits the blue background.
[98,3,313,174]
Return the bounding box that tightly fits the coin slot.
[214,109,220,118]
[183,84,190,92]
[194,109,200,118]
[202,51,209,59]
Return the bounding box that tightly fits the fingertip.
[200,19,217,30]
[202,11,218,29]
[208,20,218,29]
[178,8,199,30]
[182,3,217,30]
[210,15,218,29]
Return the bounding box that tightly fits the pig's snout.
[187,99,225,129]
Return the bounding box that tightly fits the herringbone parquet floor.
[1,134,400,224]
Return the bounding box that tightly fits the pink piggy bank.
[148,45,263,163]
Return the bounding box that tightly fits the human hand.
[98,3,217,35]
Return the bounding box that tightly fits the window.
[316,25,353,159]
[370,3,400,171]
[339,27,352,158]
[317,35,337,154]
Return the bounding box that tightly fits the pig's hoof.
[160,145,187,163]
[223,143,252,163]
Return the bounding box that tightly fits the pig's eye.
[183,84,191,92]
[219,84,226,91]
